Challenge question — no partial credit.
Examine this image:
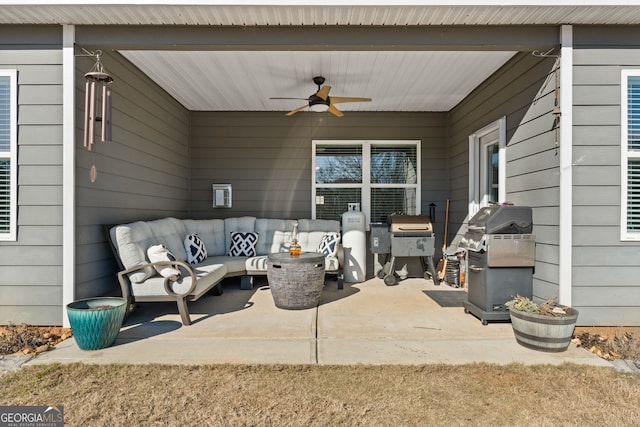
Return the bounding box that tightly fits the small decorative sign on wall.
[212,184,232,208]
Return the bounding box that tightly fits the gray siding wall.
[0,26,64,325]
[190,112,447,220]
[189,111,448,251]
[570,26,640,325]
[447,52,562,311]
[74,48,191,303]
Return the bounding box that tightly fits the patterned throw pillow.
[147,244,181,278]
[228,231,259,257]
[318,233,340,257]
[184,233,207,265]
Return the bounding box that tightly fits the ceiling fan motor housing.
[313,76,326,87]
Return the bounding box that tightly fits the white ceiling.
[5,2,639,113]
[3,2,640,26]
[119,50,517,112]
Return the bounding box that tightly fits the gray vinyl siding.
[0,26,64,325]
[189,111,448,239]
[447,52,562,308]
[570,26,640,326]
[74,48,191,303]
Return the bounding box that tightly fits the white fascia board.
[4,1,640,6]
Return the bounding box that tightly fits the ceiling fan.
[271,76,372,117]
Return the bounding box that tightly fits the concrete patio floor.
[26,277,611,368]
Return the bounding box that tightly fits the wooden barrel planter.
[509,307,579,353]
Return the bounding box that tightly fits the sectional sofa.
[107,216,343,325]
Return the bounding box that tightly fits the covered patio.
[28,277,609,366]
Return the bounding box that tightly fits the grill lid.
[389,215,433,233]
[468,205,532,234]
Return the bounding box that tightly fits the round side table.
[267,252,325,309]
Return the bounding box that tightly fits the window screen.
[313,141,420,225]
[627,76,640,233]
[0,72,16,240]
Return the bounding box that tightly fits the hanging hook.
[532,48,558,58]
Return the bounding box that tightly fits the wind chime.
[82,49,113,182]
[533,49,561,154]
[83,50,113,151]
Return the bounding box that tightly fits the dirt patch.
[573,326,640,361]
[0,324,72,356]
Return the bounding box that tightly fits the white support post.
[558,25,573,306]
[62,25,76,327]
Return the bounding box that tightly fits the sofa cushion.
[297,219,341,253]
[131,261,227,299]
[255,218,296,255]
[183,219,226,256]
[111,221,156,283]
[318,232,340,257]
[147,244,181,278]
[229,231,259,256]
[245,254,339,274]
[184,233,207,265]
[146,217,188,262]
[245,255,269,274]
[206,255,248,274]
[224,216,256,252]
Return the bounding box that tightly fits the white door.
[469,117,506,216]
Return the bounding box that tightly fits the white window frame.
[312,140,421,227]
[468,117,506,217]
[0,70,17,242]
[621,70,640,241]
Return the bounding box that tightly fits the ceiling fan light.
[309,103,329,112]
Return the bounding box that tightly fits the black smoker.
[460,205,535,325]
[370,215,438,286]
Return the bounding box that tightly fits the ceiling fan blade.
[285,104,308,116]
[316,85,331,100]
[327,104,344,117]
[330,96,372,104]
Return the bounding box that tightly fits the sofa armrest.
[117,260,199,298]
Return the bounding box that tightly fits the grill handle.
[469,265,485,272]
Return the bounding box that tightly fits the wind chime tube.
[101,85,108,142]
[87,80,96,151]
[105,89,112,142]
[83,80,91,148]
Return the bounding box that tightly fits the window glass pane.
[371,145,417,184]
[0,76,9,152]
[0,160,9,233]
[371,188,416,222]
[629,76,640,151]
[315,188,361,222]
[315,145,362,184]
[485,143,499,205]
[628,159,640,232]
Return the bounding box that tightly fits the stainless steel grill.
[460,205,535,325]
[372,215,438,286]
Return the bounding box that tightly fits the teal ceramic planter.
[66,297,127,350]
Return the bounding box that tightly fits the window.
[0,70,17,241]
[313,140,420,225]
[621,71,640,241]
